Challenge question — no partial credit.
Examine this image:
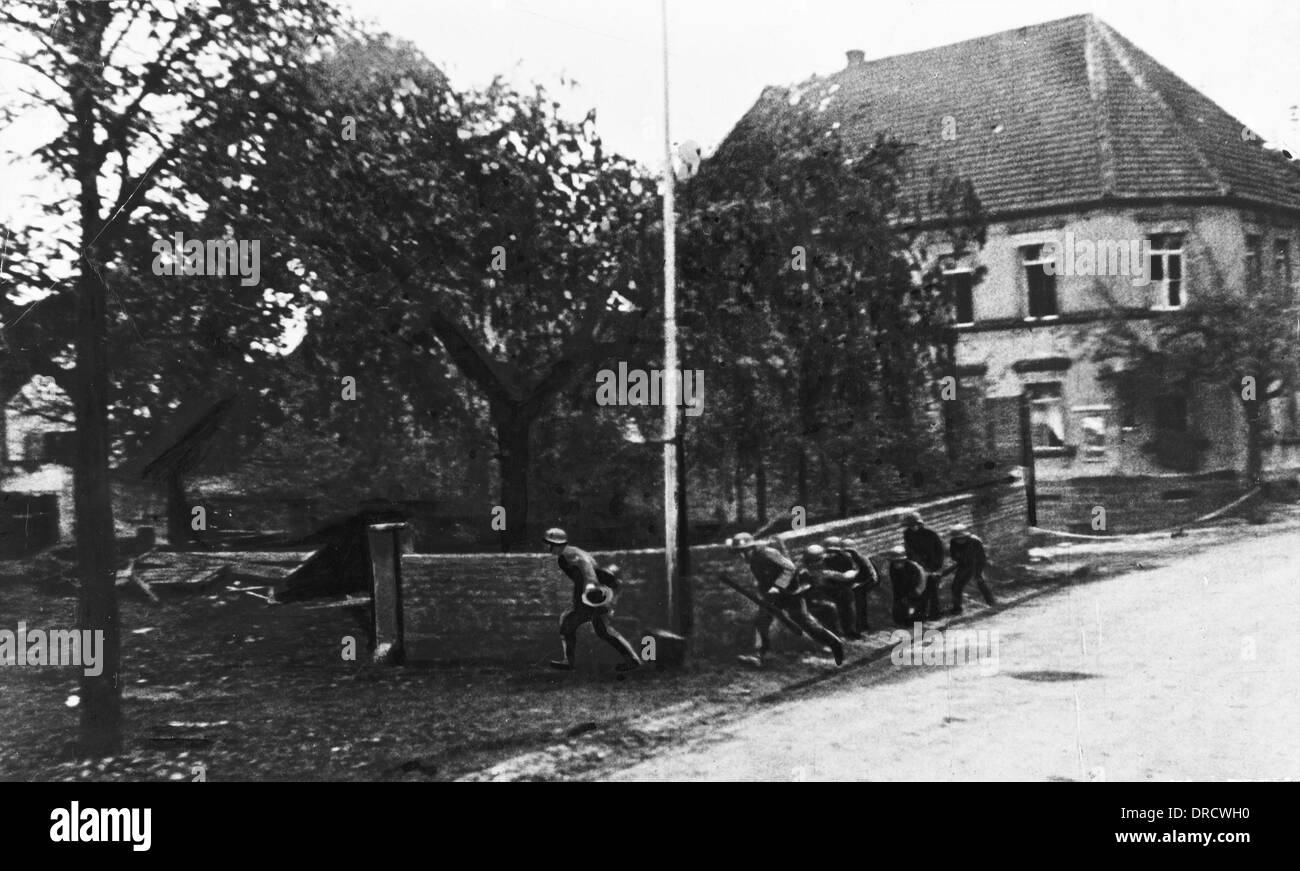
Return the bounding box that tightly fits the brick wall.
[390,479,1027,664]
[1034,472,1246,534]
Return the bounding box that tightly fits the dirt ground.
[1,502,1295,781]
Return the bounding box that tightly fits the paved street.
[612,528,1300,781]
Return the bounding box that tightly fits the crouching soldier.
[943,524,997,615]
[799,544,859,639]
[887,546,928,628]
[902,511,945,620]
[544,527,641,672]
[824,535,879,634]
[727,532,844,667]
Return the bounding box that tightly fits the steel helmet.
[803,544,826,564]
[727,532,756,551]
[822,536,845,549]
[544,527,568,546]
[890,545,907,557]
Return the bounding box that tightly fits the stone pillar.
[367,522,407,664]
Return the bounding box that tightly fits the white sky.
[2,0,1297,288]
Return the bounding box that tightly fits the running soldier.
[886,545,927,627]
[544,527,641,672]
[727,532,845,667]
[941,524,997,614]
[901,512,945,620]
[823,535,880,634]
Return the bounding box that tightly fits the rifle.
[713,573,805,636]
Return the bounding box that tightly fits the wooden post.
[367,522,406,664]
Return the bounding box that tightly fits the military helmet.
[544,527,568,546]
[890,545,907,557]
[950,523,970,537]
[900,511,922,528]
[727,532,757,551]
[822,535,845,549]
[802,544,826,564]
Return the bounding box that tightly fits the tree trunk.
[755,453,768,526]
[796,445,809,510]
[166,472,191,549]
[72,61,121,756]
[734,454,746,524]
[494,408,532,551]
[1243,397,1265,486]
[837,455,849,518]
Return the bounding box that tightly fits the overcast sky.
[343,0,1300,169]
[3,0,1298,225]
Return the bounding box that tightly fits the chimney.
[846,49,865,67]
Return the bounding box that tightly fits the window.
[1026,382,1065,449]
[1275,239,1293,285]
[1074,405,1110,461]
[1148,234,1184,308]
[1080,416,1107,460]
[1245,234,1264,284]
[944,268,975,325]
[1154,394,1189,433]
[1022,245,1057,318]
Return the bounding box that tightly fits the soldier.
[798,543,859,639]
[901,511,945,620]
[727,532,845,667]
[942,524,997,615]
[824,535,880,634]
[886,545,927,627]
[544,527,641,672]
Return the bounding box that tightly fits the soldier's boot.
[549,636,576,670]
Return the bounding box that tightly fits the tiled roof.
[735,14,1300,219]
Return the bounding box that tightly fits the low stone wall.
[1033,471,1247,534]
[384,478,1028,665]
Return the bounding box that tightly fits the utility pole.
[660,0,682,634]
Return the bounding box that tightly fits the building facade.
[736,14,1300,526]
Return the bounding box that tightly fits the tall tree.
[679,92,985,523]
[1,0,338,756]
[212,35,662,548]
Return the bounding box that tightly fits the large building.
[735,14,1300,527]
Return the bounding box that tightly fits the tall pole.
[660,0,680,633]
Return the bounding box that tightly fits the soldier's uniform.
[733,537,844,665]
[546,529,640,671]
[887,549,928,627]
[948,528,996,614]
[824,537,879,634]
[903,514,945,620]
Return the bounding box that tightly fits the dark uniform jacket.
[557,545,617,607]
[948,534,987,572]
[745,546,801,595]
[888,557,927,605]
[826,545,879,588]
[904,525,946,573]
